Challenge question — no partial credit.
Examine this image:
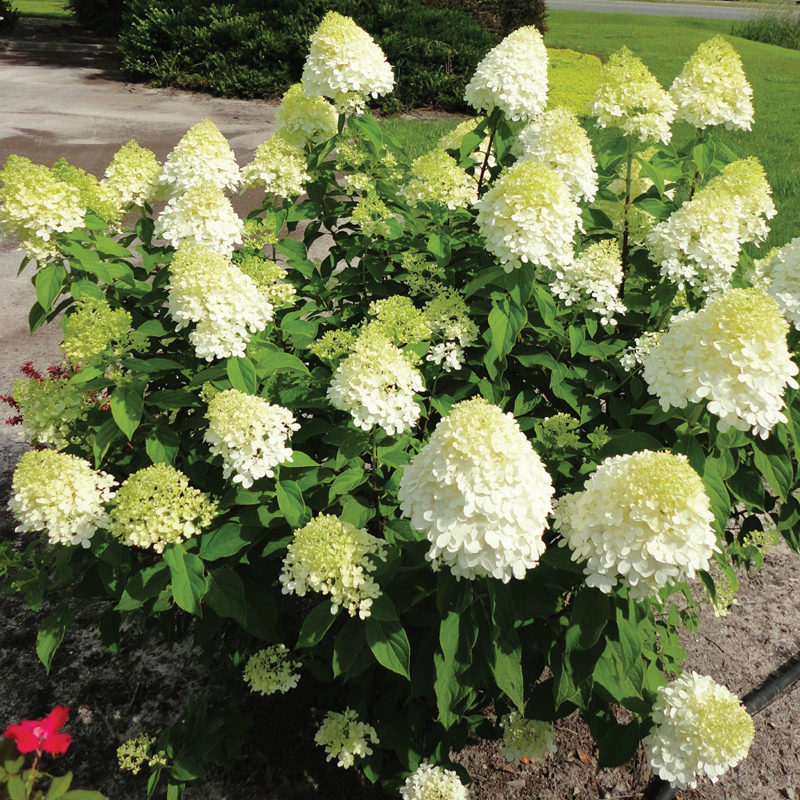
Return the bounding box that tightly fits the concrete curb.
[0,39,117,55]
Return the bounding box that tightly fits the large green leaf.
[226,356,257,395]
[205,568,248,627]
[37,603,76,673]
[110,381,145,440]
[276,480,307,528]
[566,587,611,651]
[115,562,171,611]
[753,437,793,502]
[35,263,66,312]
[365,616,411,679]
[163,544,206,615]
[297,600,338,648]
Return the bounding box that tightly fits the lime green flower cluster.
[367,295,431,345]
[241,132,311,199]
[401,251,442,296]
[50,158,121,227]
[242,217,279,250]
[12,373,90,449]
[236,255,297,308]
[500,711,556,765]
[62,297,146,367]
[276,83,338,149]
[117,734,168,775]
[0,155,85,260]
[400,150,474,210]
[308,329,359,361]
[351,190,394,238]
[314,708,379,768]
[108,463,218,553]
[243,644,301,695]
[537,413,581,449]
[104,140,161,208]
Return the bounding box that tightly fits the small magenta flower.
[3,706,72,755]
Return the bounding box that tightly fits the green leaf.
[566,587,611,651]
[110,381,145,440]
[693,140,715,175]
[488,298,527,360]
[488,582,524,710]
[635,156,665,197]
[348,112,383,155]
[92,417,124,467]
[205,568,248,627]
[35,263,66,312]
[753,437,793,502]
[199,523,253,560]
[632,197,673,220]
[115,562,171,611]
[170,756,206,782]
[145,425,179,465]
[328,467,367,502]
[8,776,28,800]
[297,600,338,648]
[276,480,307,528]
[427,233,451,269]
[569,326,585,358]
[596,720,641,769]
[94,235,132,259]
[365,616,411,679]
[163,544,206,615]
[702,466,731,535]
[37,603,76,673]
[595,430,662,460]
[226,357,257,395]
[333,618,370,678]
[46,771,74,799]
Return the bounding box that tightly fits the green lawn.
[14,0,71,18]
[383,11,800,249]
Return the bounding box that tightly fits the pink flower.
[3,707,72,754]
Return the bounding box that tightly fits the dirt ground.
[1,18,799,800]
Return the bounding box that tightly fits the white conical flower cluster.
[475,160,580,272]
[314,709,379,769]
[400,150,475,210]
[205,389,300,488]
[400,763,469,800]
[154,181,244,255]
[104,140,161,208]
[243,644,300,695]
[554,451,717,599]
[398,396,554,582]
[302,12,394,113]
[589,47,676,144]
[644,672,754,790]
[240,133,311,199]
[275,83,338,148]
[9,450,117,549]
[327,329,424,436]
[671,36,754,131]
[642,288,798,438]
[500,712,557,765]
[511,107,598,203]
[464,26,549,122]
[748,237,800,330]
[167,243,273,361]
[551,238,626,325]
[280,514,388,619]
[156,119,240,197]
[648,158,775,292]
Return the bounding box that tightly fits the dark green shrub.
[119,0,496,111]
[67,0,126,33]
[421,0,547,40]
[0,0,20,35]
[732,10,800,51]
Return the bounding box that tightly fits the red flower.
[3,707,72,755]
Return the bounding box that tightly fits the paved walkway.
[548,0,794,18]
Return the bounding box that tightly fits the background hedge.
[118,0,501,111]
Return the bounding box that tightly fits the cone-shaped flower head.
[551,238,626,325]
[464,26,549,122]
[9,450,117,549]
[648,158,775,292]
[156,119,240,197]
[108,463,217,553]
[50,158,122,227]
[642,289,798,438]
[475,160,580,272]
[400,763,469,800]
[104,140,161,207]
[302,12,394,113]
[0,155,85,259]
[314,709,379,769]
[204,389,300,488]
[327,328,425,436]
[398,396,554,582]
[501,712,557,765]
[671,36,754,131]
[589,47,676,144]
[243,644,300,695]
[749,237,800,330]
[644,672,754,789]
[275,83,338,148]
[511,107,598,203]
[240,132,311,199]
[154,180,244,255]
[167,243,273,361]
[280,514,388,618]
[61,297,134,367]
[554,451,717,599]
[400,150,475,210]
[236,255,297,308]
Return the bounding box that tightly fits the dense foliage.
[0,17,796,800]
[731,9,800,53]
[118,0,496,111]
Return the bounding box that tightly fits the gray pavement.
[548,0,795,18]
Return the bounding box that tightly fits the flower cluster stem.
[620,136,636,300]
